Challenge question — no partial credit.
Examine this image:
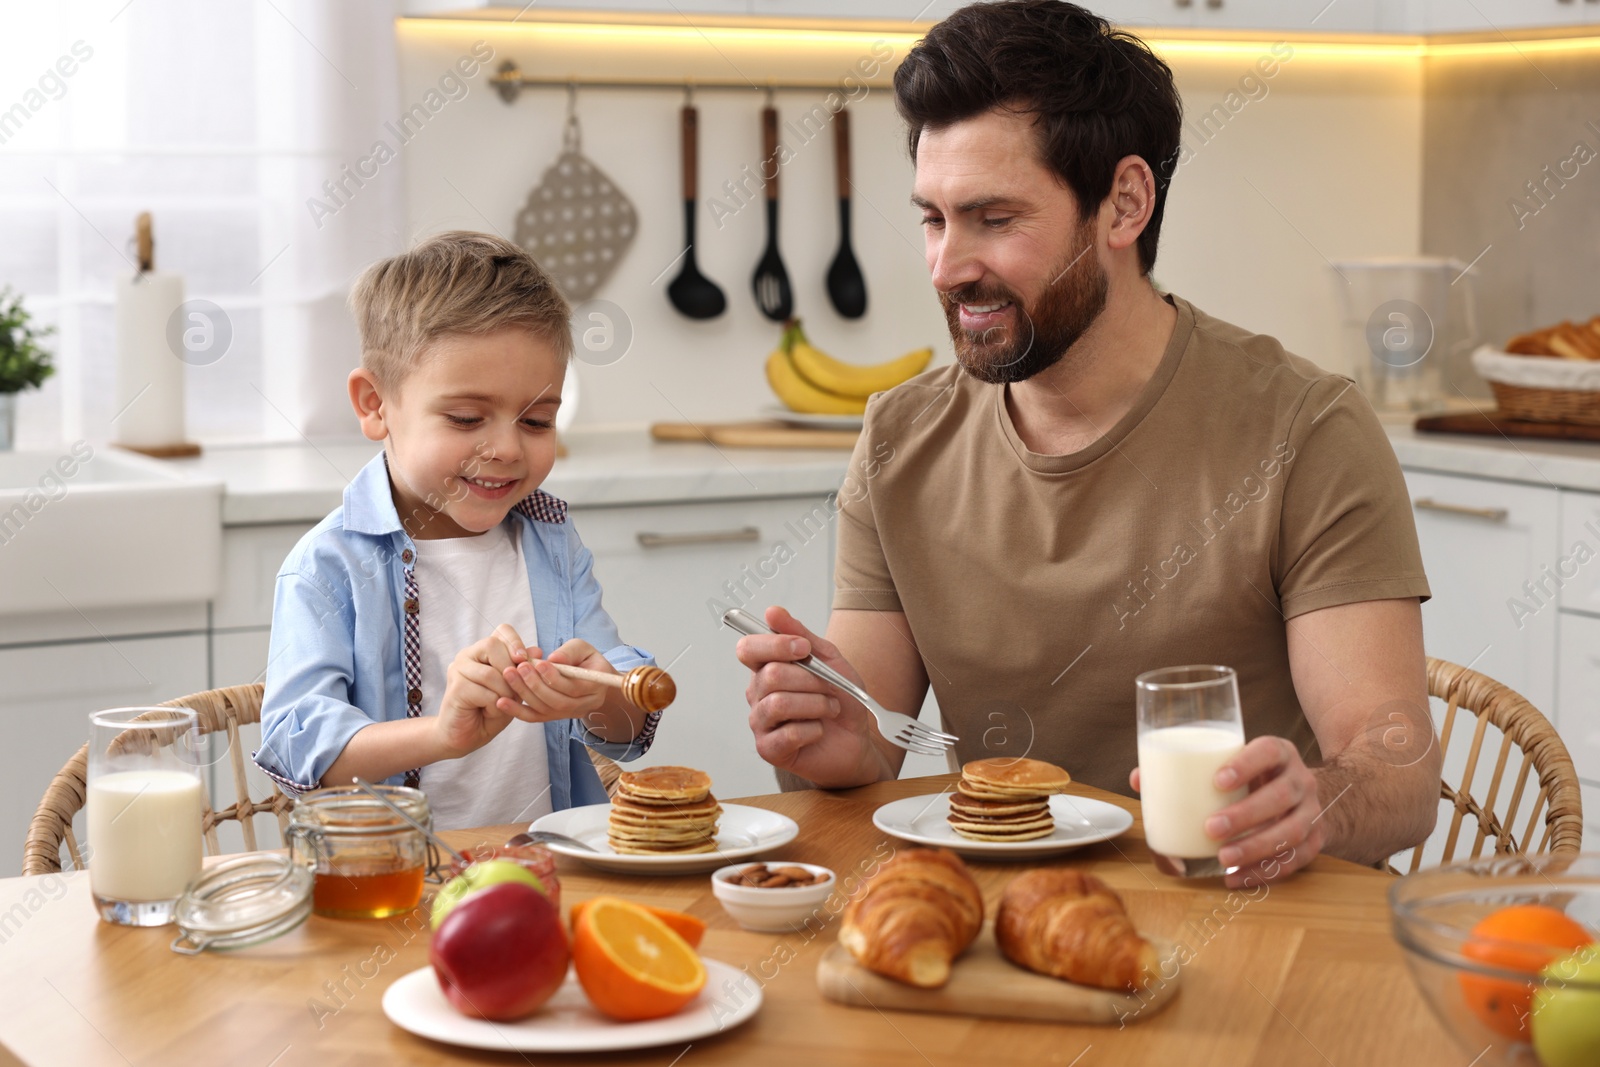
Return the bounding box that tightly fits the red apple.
[428,882,570,1021]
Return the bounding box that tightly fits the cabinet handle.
[636,526,760,548]
[1412,497,1509,522]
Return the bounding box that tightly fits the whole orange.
[569,898,706,948]
[1459,904,1595,1039]
[572,896,707,1021]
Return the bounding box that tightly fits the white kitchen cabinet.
[409,0,1600,31]
[1557,611,1600,785]
[205,630,283,853]
[1186,0,1391,33]
[212,628,272,690]
[1558,490,1600,618]
[0,634,208,878]
[1422,0,1596,32]
[510,0,751,11]
[1404,469,1561,714]
[749,0,1183,22]
[214,525,312,630]
[0,603,207,647]
[572,494,836,799]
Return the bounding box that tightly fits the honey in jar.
[287,784,430,920]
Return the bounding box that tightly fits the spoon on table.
[825,106,867,319]
[666,99,726,320]
[751,98,793,321]
[506,830,599,853]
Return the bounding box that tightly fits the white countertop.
[1385,423,1600,494]
[157,421,1600,527]
[168,430,854,526]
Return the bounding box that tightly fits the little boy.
[254,231,658,829]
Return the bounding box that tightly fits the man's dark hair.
[893,0,1182,275]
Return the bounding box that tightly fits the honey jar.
[287,784,430,920]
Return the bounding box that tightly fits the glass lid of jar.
[291,784,430,834]
[170,853,313,955]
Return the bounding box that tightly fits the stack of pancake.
[607,765,722,855]
[947,758,1073,842]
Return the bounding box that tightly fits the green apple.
[1530,944,1600,1067]
[431,859,547,929]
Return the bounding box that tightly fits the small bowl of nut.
[711,861,836,933]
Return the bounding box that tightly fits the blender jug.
[1330,257,1478,414]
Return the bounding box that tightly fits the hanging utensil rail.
[491,60,885,103]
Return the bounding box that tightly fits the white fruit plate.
[383,959,761,1052]
[758,405,864,431]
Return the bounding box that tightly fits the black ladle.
[825,107,867,319]
[751,103,793,321]
[666,103,726,320]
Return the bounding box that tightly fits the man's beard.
[939,222,1108,385]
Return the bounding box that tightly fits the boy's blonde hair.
[349,230,572,386]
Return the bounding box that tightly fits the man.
[735,0,1440,887]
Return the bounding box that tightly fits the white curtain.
[0,0,406,448]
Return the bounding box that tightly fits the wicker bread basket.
[1471,346,1600,425]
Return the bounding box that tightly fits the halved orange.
[569,898,706,948]
[572,896,707,1021]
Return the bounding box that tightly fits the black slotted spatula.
[751,103,793,322]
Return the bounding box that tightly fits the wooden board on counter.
[1414,410,1600,442]
[816,928,1181,1025]
[650,420,859,450]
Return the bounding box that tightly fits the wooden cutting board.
[816,927,1181,1025]
[650,420,859,449]
[1414,410,1600,442]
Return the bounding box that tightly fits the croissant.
[995,869,1159,992]
[839,847,984,988]
[1505,328,1554,356]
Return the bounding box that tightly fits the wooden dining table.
[0,773,1464,1066]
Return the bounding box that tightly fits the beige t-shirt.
[834,295,1430,796]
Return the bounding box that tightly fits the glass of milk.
[1135,666,1248,879]
[86,707,205,926]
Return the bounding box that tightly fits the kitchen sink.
[0,445,222,616]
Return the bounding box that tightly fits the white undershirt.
[414,521,553,831]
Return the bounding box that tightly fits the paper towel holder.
[115,212,201,459]
[134,212,154,275]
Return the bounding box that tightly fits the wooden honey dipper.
[543,662,677,713]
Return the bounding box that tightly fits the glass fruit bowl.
[1389,854,1600,1067]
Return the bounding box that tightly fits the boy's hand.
[435,624,534,758]
[502,638,615,727]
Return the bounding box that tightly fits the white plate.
[383,959,761,1052]
[758,405,864,431]
[529,802,800,875]
[872,793,1134,860]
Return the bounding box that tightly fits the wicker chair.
[24,684,294,876]
[1390,657,1585,874]
[24,682,629,876]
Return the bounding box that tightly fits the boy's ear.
[348,368,389,443]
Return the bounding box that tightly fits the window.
[0,0,405,448]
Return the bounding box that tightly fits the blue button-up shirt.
[253,453,658,811]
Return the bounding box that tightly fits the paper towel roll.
[114,272,186,448]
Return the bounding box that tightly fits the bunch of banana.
[765,319,932,415]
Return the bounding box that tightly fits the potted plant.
[0,286,55,450]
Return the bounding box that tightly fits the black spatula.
[666,104,726,320]
[825,107,867,319]
[751,103,793,322]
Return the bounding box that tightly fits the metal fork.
[721,608,958,756]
